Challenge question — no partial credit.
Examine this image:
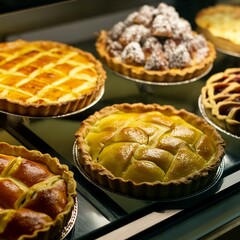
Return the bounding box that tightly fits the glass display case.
[0,0,239,239]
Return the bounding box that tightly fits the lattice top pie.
[201,68,240,136]
[96,3,216,83]
[196,4,240,54]
[75,103,225,199]
[0,142,76,240]
[0,40,106,117]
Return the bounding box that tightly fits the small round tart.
[75,103,225,199]
[96,3,216,83]
[201,68,240,136]
[0,142,76,240]
[0,39,106,117]
[196,4,240,55]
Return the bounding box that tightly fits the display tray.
[216,47,240,58]
[73,141,224,202]
[112,64,213,86]
[198,96,240,140]
[198,96,240,156]
[58,196,78,240]
[2,3,240,237]
[0,87,104,119]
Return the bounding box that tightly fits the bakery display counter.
[0,0,239,239]
[1,40,239,239]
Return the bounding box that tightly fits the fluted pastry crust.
[96,3,216,83]
[75,103,225,199]
[0,142,76,240]
[201,68,240,136]
[196,4,240,54]
[0,40,106,117]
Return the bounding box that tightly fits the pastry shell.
[201,68,240,136]
[195,4,240,55]
[96,31,216,83]
[75,103,225,199]
[0,142,77,240]
[0,40,106,117]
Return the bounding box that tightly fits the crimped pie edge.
[96,31,216,83]
[201,68,240,136]
[0,40,106,117]
[195,4,240,54]
[75,103,225,199]
[0,141,77,240]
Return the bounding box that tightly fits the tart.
[201,68,240,136]
[75,103,225,199]
[196,4,240,55]
[0,39,106,117]
[0,142,76,240]
[96,3,216,83]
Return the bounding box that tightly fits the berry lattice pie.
[201,68,240,136]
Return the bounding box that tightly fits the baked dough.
[201,68,240,135]
[0,142,76,240]
[96,3,216,83]
[196,4,240,54]
[0,40,106,116]
[75,103,225,199]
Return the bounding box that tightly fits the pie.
[201,68,240,136]
[0,142,76,240]
[0,39,106,117]
[195,4,240,54]
[75,103,225,199]
[96,3,216,83]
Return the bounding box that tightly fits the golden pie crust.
[96,3,216,83]
[0,40,106,117]
[75,103,225,199]
[201,68,240,136]
[196,4,240,54]
[0,142,76,240]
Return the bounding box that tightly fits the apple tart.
[96,3,216,83]
[75,103,225,199]
[0,40,106,117]
[196,4,240,55]
[0,142,76,240]
[201,68,240,136]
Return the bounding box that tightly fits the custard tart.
[0,142,76,240]
[201,68,240,136]
[75,103,225,199]
[0,40,106,117]
[196,4,240,55]
[96,3,216,83]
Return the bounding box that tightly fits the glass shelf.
[1,39,240,239]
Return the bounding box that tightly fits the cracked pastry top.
[96,3,216,83]
[0,142,76,240]
[201,68,240,136]
[0,40,106,117]
[195,4,240,54]
[75,103,225,199]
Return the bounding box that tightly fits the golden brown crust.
[201,68,240,136]
[196,4,240,54]
[96,31,216,83]
[75,103,225,199]
[0,39,106,117]
[95,3,216,83]
[0,142,76,240]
